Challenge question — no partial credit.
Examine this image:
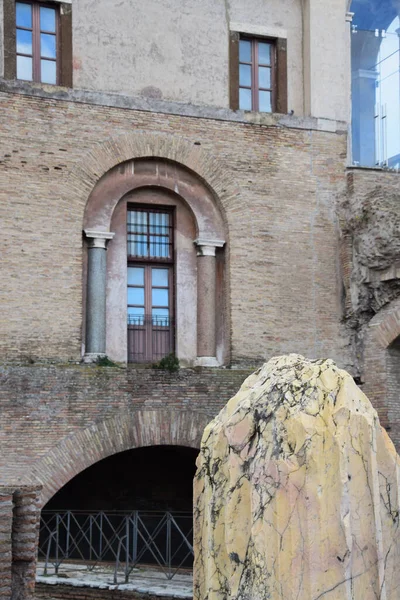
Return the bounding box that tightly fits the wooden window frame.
[16,1,60,84]
[127,264,175,321]
[3,0,73,86]
[229,31,288,114]
[127,205,176,363]
[239,35,276,113]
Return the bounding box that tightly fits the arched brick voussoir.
[366,296,400,349]
[25,409,211,507]
[83,157,227,241]
[67,130,238,224]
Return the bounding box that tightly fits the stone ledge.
[0,79,347,134]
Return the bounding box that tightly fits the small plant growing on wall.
[95,355,119,367]
[153,353,180,372]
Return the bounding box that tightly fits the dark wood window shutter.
[59,2,72,87]
[229,31,240,110]
[275,37,288,114]
[3,0,16,79]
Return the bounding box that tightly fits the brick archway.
[25,409,211,507]
[363,295,400,449]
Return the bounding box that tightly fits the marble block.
[194,354,400,600]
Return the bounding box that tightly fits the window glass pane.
[239,88,252,110]
[127,307,144,325]
[351,17,400,168]
[239,64,251,87]
[258,43,271,65]
[17,55,32,80]
[239,40,252,62]
[378,28,400,167]
[149,212,169,234]
[16,3,32,28]
[150,235,170,258]
[127,267,144,285]
[152,308,169,325]
[259,66,271,89]
[127,288,144,306]
[40,6,56,32]
[152,308,169,317]
[152,288,169,307]
[128,211,147,234]
[41,33,56,59]
[41,59,56,84]
[128,234,147,257]
[152,268,169,286]
[17,29,32,55]
[259,90,272,113]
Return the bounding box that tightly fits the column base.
[83,352,106,364]
[194,356,220,367]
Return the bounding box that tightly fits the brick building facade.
[0,0,399,597]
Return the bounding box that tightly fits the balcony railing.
[127,315,174,363]
[39,510,193,582]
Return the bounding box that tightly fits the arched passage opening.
[38,445,199,584]
[351,0,400,167]
[44,445,198,512]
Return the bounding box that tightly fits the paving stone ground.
[36,562,193,598]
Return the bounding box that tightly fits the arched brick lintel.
[83,157,227,241]
[366,297,400,350]
[25,409,211,507]
[68,130,238,233]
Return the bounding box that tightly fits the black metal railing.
[127,315,174,363]
[39,510,193,582]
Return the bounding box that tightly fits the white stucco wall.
[303,0,350,122]
[72,0,306,113]
[72,0,229,108]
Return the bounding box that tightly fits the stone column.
[194,239,225,367]
[84,230,115,362]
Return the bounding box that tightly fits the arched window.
[83,158,227,367]
[351,0,400,167]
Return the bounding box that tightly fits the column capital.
[194,238,225,257]
[346,12,354,23]
[84,230,115,249]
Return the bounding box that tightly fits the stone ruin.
[194,354,400,599]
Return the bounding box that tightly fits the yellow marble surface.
[194,355,400,600]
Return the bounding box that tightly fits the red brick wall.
[0,493,13,599]
[0,90,350,369]
[11,487,41,600]
[363,296,400,449]
[0,487,41,600]
[0,365,251,497]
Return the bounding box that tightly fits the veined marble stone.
[193,354,400,600]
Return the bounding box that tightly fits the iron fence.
[39,510,193,582]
